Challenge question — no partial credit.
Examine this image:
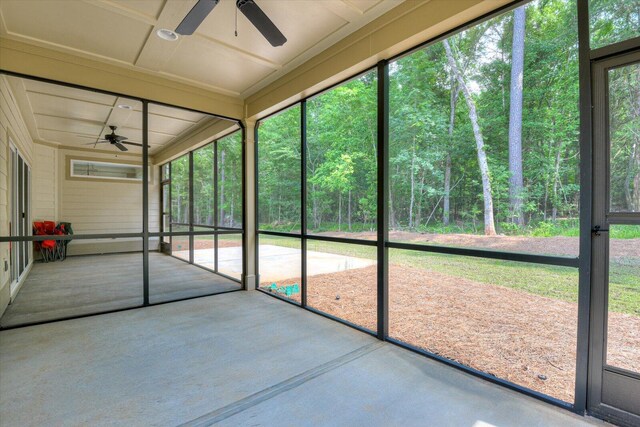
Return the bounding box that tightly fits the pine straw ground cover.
[261,263,640,404]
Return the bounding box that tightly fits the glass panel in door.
[591,53,640,421]
[605,61,640,376]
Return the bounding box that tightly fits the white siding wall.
[32,143,57,222]
[0,76,34,316]
[57,149,159,255]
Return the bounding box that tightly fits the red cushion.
[42,240,56,249]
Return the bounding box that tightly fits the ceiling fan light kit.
[176,0,286,47]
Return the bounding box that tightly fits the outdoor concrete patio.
[175,244,375,283]
[0,291,601,426]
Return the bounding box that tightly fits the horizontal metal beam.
[606,213,640,225]
[386,241,579,267]
[0,233,142,242]
[258,230,301,238]
[150,230,243,237]
[0,230,244,242]
[590,36,640,61]
[305,234,378,247]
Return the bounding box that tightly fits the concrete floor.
[0,292,601,426]
[0,252,240,327]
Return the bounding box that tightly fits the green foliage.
[168,130,243,228]
[256,0,639,238]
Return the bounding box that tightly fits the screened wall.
[159,129,244,288]
[0,77,245,327]
[256,0,640,417]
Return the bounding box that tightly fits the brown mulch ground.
[261,264,640,403]
[317,231,640,258]
[171,239,241,251]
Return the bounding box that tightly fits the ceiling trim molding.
[0,38,244,119]
[244,0,512,120]
[34,139,59,149]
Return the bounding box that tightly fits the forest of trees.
[258,0,639,236]
[169,131,243,229]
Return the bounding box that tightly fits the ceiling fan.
[176,0,287,47]
[89,126,146,152]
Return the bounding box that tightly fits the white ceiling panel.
[9,76,225,156]
[1,0,152,64]
[27,92,113,124]
[161,36,276,94]
[195,0,348,66]
[148,114,200,137]
[39,129,99,146]
[344,0,384,14]
[106,0,166,21]
[23,79,117,106]
[0,0,404,97]
[149,103,206,123]
[35,115,105,137]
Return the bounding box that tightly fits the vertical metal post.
[142,101,149,306]
[214,140,219,273]
[252,122,259,288]
[377,60,389,340]
[169,162,172,253]
[301,101,308,308]
[574,0,592,414]
[189,151,194,264]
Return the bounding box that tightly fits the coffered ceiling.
[5,75,233,156]
[0,0,404,99]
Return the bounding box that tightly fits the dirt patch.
[260,264,640,403]
[316,230,640,259]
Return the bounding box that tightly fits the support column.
[243,119,257,290]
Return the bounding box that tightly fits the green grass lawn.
[258,234,639,317]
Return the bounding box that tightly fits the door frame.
[8,141,32,299]
[587,49,640,426]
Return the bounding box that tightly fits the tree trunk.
[444,79,459,226]
[409,135,416,229]
[219,151,225,226]
[444,39,496,235]
[508,6,526,226]
[443,153,451,226]
[416,170,426,228]
[552,144,561,221]
[277,193,281,224]
[338,192,342,231]
[624,142,636,210]
[348,189,352,231]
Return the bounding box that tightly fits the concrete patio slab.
[174,245,375,282]
[0,292,601,426]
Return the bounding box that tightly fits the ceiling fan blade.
[176,0,219,35]
[114,135,128,141]
[85,141,109,145]
[114,142,129,152]
[237,0,287,47]
[120,141,149,148]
